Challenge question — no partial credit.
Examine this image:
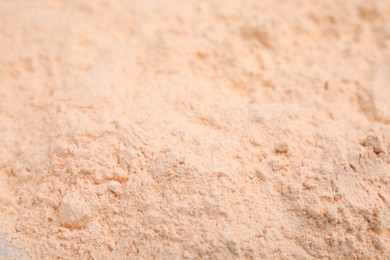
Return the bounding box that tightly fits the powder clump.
[363,135,384,154]
[59,192,92,228]
[275,142,288,154]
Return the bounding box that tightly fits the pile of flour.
[0,0,389,258]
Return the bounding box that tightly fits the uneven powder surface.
[0,0,390,259]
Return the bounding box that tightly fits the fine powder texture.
[0,0,390,259]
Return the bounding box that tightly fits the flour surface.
[0,0,389,259]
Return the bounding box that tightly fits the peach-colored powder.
[0,0,389,258]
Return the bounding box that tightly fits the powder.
[0,0,389,259]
